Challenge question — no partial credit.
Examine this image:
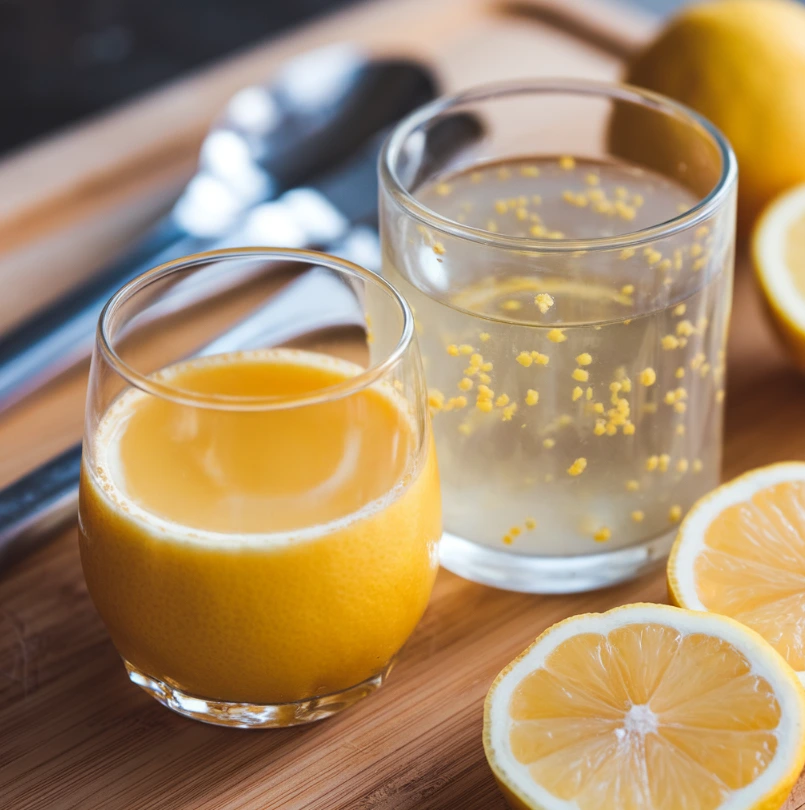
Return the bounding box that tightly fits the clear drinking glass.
[78,248,440,727]
[380,80,737,593]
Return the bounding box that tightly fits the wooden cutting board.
[2,1,805,807]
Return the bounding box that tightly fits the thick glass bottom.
[439,528,675,594]
[124,660,394,728]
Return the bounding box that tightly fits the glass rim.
[379,78,738,253]
[98,247,415,411]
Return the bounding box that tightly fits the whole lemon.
[626,0,805,228]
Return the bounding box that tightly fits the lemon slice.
[753,184,805,368]
[484,603,805,810]
[669,462,805,684]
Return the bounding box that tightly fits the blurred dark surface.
[0,0,359,157]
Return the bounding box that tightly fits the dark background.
[0,0,688,158]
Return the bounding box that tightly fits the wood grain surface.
[2,1,804,808]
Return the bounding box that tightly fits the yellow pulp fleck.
[677,459,689,474]
[572,368,589,382]
[557,414,573,427]
[509,527,521,538]
[525,389,540,406]
[657,259,673,272]
[619,248,636,260]
[501,300,522,312]
[458,377,474,392]
[515,207,529,221]
[559,155,576,170]
[716,389,726,403]
[531,352,550,366]
[479,332,490,343]
[646,455,659,472]
[675,367,685,379]
[476,399,493,413]
[669,504,682,523]
[524,517,537,530]
[487,221,499,233]
[593,200,615,215]
[457,423,472,437]
[432,242,446,256]
[623,422,636,436]
[428,390,445,411]
[699,363,711,378]
[644,249,663,266]
[593,420,607,436]
[664,391,677,406]
[576,352,592,366]
[696,225,710,238]
[690,243,703,258]
[610,381,622,393]
[692,257,707,271]
[639,368,656,387]
[624,319,633,325]
[495,199,508,215]
[458,344,474,355]
[520,165,540,178]
[495,394,510,407]
[674,402,687,414]
[447,344,459,356]
[593,527,611,543]
[658,454,670,473]
[626,479,640,492]
[676,320,696,337]
[621,284,635,296]
[530,225,546,237]
[435,183,451,196]
[501,404,518,422]
[497,167,511,180]
[592,403,605,414]
[479,373,492,384]
[535,293,555,314]
[502,534,513,545]
[674,303,687,316]
[615,201,636,221]
[586,387,593,401]
[692,459,703,473]
[469,354,484,369]
[662,335,680,350]
[482,362,493,372]
[631,510,645,523]
[477,384,493,397]
[605,423,618,436]
[615,186,629,200]
[572,386,583,402]
[516,352,533,368]
[542,438,555,449]
[585,173,600,186]
[567,458,587,476]
[632,193,644,207]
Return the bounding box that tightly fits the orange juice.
[79,349,441,705]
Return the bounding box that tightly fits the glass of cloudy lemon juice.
[380,80,737,593]
[78,248,440,727]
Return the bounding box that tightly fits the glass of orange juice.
[78,248,441,728]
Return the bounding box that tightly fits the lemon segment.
[669,462,805,683]
[484,603,805,810]
[753,184,805,369]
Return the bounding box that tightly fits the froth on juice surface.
[79,349,441,704]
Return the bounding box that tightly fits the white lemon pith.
[753,185,805,369]
[669,462,805,683]
[484,603,805,810]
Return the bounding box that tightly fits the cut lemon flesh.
[669,462,805,680]
[753,183,805,369]
[484,603,805,810]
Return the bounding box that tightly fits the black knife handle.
[0,443,83,569]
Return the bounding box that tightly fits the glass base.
[124,660,393,728]
[439,528,676,594]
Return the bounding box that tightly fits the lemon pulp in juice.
[384,157,732,556]
[79,349,441,705]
